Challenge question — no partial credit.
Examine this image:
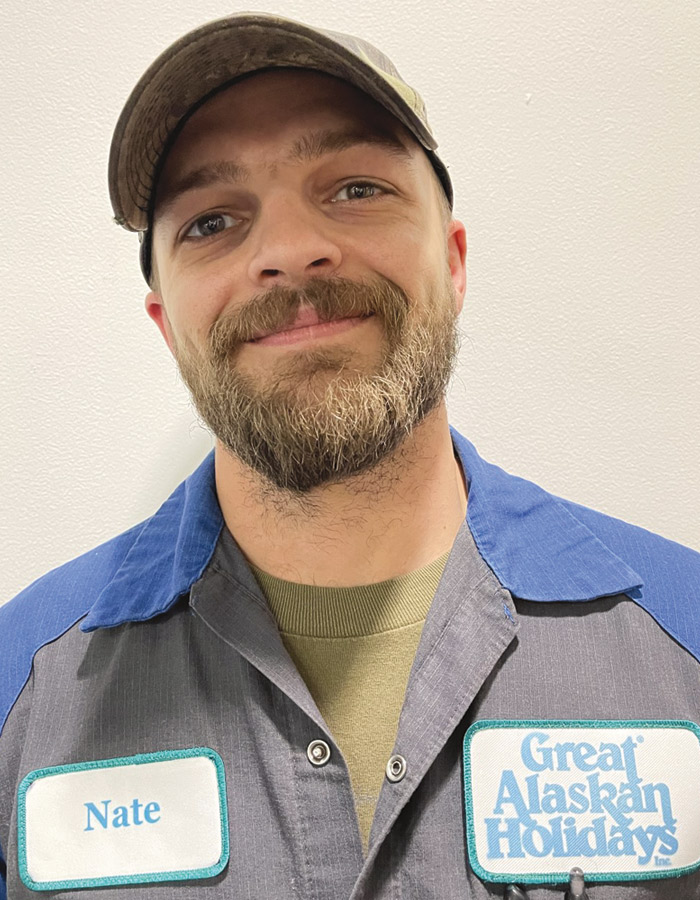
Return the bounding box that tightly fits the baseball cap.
[108,11,454,288]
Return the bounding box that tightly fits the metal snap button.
[386,754,407,783]
[307,739,331,767]
[504,885,529,900]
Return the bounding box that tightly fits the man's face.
[146,69,467,493]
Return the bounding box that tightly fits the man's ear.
[446,220,467,315]
[145,291,176,356]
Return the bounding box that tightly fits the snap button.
[307,739,331,767]
[504,885,529,900]
[386,754,407,783]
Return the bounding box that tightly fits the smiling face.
[146,68,467,493]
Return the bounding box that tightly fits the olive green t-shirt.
[251,553,449,851]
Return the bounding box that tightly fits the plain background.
[1,0,698,604]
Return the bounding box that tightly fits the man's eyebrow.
[155,127,414,220]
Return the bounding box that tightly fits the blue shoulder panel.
[0,521,144,740]
[0,452,222,741]
[559,497,700,664]
[451,430,700,664]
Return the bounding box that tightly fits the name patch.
[463,720,700,884]
[17,747,228,891]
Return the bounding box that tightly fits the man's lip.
[248,309,372,343]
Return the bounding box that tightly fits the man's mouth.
[248,308,373,347]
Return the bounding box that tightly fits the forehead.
[175,68,415,149]
[153,69,425,210]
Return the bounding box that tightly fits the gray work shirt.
[2,431,700,898]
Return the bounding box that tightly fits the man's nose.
[246,193,343,287]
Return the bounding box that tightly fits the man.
[1,13,699,900]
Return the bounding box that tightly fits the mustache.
[207,275,409,360]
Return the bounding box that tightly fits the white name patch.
[463,720,700,885]
[17,747,228,891]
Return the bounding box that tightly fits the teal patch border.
[17,747,229,892]
[463,719,700,886]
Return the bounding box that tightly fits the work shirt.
[252,552,449,851]
[2,429,700,899]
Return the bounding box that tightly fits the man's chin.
[234,347,376,392]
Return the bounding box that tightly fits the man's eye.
[184,212,241,240]
[331,181,384,203]
[182,184,384,240]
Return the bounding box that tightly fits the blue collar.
[81,428,643,632]
[451,429,642,601]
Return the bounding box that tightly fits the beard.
[172,270,460,494]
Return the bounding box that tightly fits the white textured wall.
[2,1,698,603]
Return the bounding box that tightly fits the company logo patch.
[463,720,700,885]
[17,747,229,891]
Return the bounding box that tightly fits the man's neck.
[213,405,468,587]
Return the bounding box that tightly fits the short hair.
[434,171,453,229]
